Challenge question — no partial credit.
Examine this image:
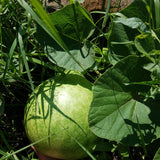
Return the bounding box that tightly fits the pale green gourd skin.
[24,72,98,160]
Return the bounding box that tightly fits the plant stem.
[102,0,111,29]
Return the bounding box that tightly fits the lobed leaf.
[89,55,160,146]
[37,3,95,72]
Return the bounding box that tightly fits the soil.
[43,0,133,12]
[82,0,133,12]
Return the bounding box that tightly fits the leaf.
[108,17,150,64]
[154,0,160,28]
[30,0,68,51]
[134,33,156,63]
[153,29,160,49]
[121,0,160,30]
[46,40,95,71]
[120,0,149,22]
[37,3,95,71]
[3,37,18,80]
[89,55,160,146]
[153,147,160,160]
[135,33,155,54]
[18,28,35,93]
[114,17,150,32]
[17,0,89,72]
[134,30,160,63]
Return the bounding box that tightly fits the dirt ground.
[82,0,133,12]
[43,0,133,12]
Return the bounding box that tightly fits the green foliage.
[154,147,160,160]
[89,55,160,146]
[88,0,160,158]
[0,0,160,159]
[108,0,160,64]
[37,3,95,71]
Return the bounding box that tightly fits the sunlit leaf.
[37,3,95,71]
[89,55,160,146]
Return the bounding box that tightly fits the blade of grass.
[0,150,15,160]
[0,22,2,52]
[18,27,35,93]
[30,0,68,51]
[18,26,41,113]
[18,26,42,114]
[136,116,147,157]
[76,1,96,27]
[102,0,111,29]
[63,126,97,160]
[0,128,66,160]
[154,0,160,28]
[116,0,122,12]
[26,56,56,71]
[2,38,18,80]
[2,123,96,160]
[0,149,8,157]
[12,154,20,160]
[142,0,153,30]
[151,29,160,44]
[0,135,54,160]
[0,129,12,150]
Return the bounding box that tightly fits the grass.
[0,1,52,159]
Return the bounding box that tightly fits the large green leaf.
[46,40,95,71]
[37,3,95,71]
[154,0,160,29]
[89,55,160,146]
[108,17,149,64]
[120,0,149,22]
[153,147,160,160]
[121,0,160,29]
